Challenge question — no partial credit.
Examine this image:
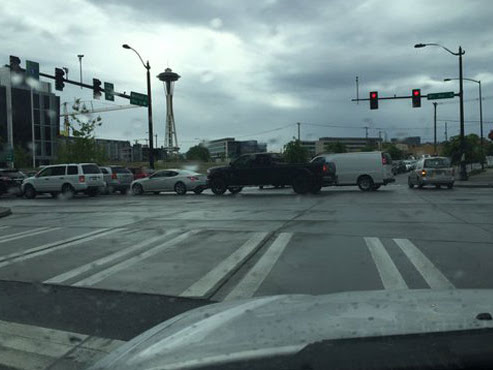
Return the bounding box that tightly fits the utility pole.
[458,46,467,180]
[297,122,301,141]
[378,130,382,150]
[364,126,369,140]
[77,54,84,89]
[433,102,437,155]
[479,80,484,170]
[445,122,448,141]
[355,76,359,104]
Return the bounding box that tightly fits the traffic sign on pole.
[130,91,148,107]
[427,92,455,100]
[104,82,114,101]
[26,60,39,80]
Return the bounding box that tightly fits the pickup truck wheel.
[24,185,36,199]
[292,176,310,194]
[211,178,227,195]
[309,181,322,194]
[357,175,373,191]
[228,186,243,194]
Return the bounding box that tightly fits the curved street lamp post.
[122,44,155,169]
[415,43,467,180]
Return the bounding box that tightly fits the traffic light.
[9,56,21,72]
[370,91,378,110]
[55,68,65,91]
[93,78,102,99]
[104,82,114,101]
[412,89,421,108]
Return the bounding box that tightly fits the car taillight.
[421,170,427,177]
[187,176,198,182]
[112,173,117,180]
[322,164,328,173]
[79,175,85,183]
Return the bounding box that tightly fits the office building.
[95,138,132,162]
[0,66,60,167]
[299,140,317,157]
[206,138,267,160]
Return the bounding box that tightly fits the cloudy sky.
[2,0,493,151]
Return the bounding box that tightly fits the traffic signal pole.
[458,46,467,180]
[433,102,437,155]
[145,62,154,169]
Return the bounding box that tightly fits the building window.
[34,125,40,140]
[35,141,42,156]
[33,109,40,125]
[43,95,50,109]
[45,141,52,156]
[33,94,39,109]
[44,110,51,125]
[44,125,51,141]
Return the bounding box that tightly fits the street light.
[414,43,467,180]
[122,44,155,169]
[444,77,484,169]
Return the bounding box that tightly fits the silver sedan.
[131,169,207,195]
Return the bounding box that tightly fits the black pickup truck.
[207,153,336,195]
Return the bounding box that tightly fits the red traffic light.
[370,91,378,110]
[412,89,421,108]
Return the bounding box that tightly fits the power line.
[235,123,295,138]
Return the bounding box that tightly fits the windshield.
[424,158,451,168]
[2,2,493,369]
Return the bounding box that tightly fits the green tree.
[186,145,211,161]
[283,139,308,163]
[441,134,485,164]
[360,143,378,152]
[382,143,404,160]
[324,141,347,153]
[56,99,107,163]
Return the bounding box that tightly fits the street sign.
[25,60,39,80]
[104,82,114,101]
[130,91,148,107]
[427,92,455,100]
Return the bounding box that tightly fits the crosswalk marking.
[0,319,124,370]
[0,227,51,243]
[224,232,293,301]
[393,238,455,289]
[44,229,183,284]
[0,228,123,268]
[73,230,200,287]
[365,237,408,290]
[180,232,270,298]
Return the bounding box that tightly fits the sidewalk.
[455,167,493,188]
[0,207,11,218]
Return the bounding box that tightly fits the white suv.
[22,163,105,199]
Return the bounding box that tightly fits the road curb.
[0,207,11,218]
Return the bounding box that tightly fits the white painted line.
[180,232,270,298]
[0,225,10,232]
[0,319,124,370]
[365,237,408,290]
[0,227,50,243]
[73,230,199,287]
[394,238,455,289]
[0,227,61,244]
[45,229,182,284]
[0,229,122,268]
[224,232,292,301]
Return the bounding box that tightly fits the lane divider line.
[0,229,122,268]
[224,232,293,301]
[44,229,183,284]
[0,227,61,245]
[393,238,455,289]
[180,232,270,298]
[72,230,200,287]
[0,227,50,243]
[365,237,408,290]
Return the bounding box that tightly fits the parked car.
[99,166,134,194]
[129,167,154,180]
[207,152,336,195]
[0,168,26,196]
[310,151,394,191]
[391,160,407,175]
[408,157,454,189]
[21,163,105,199]
[131,169,207,195]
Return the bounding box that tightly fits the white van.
[311,151,395,191]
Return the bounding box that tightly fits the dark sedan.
[0,168,26,196]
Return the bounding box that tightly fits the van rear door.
[382,152,394,181]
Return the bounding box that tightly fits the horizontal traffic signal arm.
[352,93,459,101]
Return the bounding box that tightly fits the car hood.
[207,165,228,173]
[88,290,493,370]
